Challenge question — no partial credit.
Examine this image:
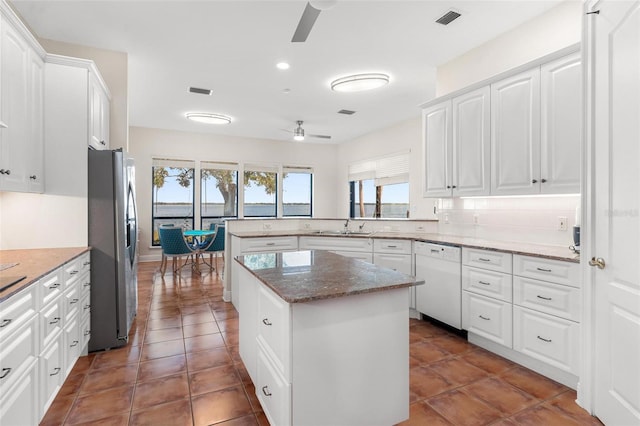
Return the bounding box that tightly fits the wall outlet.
[263,223,272,230]
[473,213,480,225]
[444,214,449,224]
[558,216,568,231]
[303,223,311,230]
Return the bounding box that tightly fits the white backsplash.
[436,195,581,247]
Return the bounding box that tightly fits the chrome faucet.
[343,219,350,233]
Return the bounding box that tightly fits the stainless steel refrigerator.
[88,148,138,352]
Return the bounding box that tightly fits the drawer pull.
[70,270,79,275]
[430,249,440,253]
[84,304,91,310]
[0,368,11,379]
[537,335,552,343]
[536,295,552,301]
[0,319,11,328]
[49,283,60,289]
[387,245,397,248]
[49,367,61,376]
[83,261,91,266]
[49,317,61,325]
[70,340,79,347]
[262,318,272,326]
[70,298,80,304]
[266,243,275,246]
[478,315,490,321]
[83,282,91,287]
[84,330,91,336]
[262,386,272,397]
[478,258,491,262]
[536,267,552,273]
[478,280,491,286]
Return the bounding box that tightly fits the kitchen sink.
[310,230,371,236]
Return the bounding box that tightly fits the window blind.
[152,158,195,168]
[283,166,313,174]
[201,161,238,171]
[348,160,376,181]
[348,152,409,185]
[244,163,279,174]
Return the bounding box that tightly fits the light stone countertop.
[0,247,90,302]
[229,230,580,263]
[236,250,423,303]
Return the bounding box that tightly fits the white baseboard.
[140,254,162,262]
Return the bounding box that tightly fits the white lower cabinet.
[0,359,39,426]
[513,305,580,375]
[0,313,39,394]
[462,291,512,347]
[299,236,373,263]
[256,342,291,426]
[39,333,64,417]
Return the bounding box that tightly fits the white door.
[491,68,541,195]
[588,1,640,424]
[452,86,491,197]
[422,101,452,197]
[540,53,581,194]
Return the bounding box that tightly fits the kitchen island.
[236,250,422,426]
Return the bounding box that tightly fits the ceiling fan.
[282,121,332,141]
[291,1,337,43]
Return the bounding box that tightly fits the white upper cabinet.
[491,68,541,196]
[0,12,45,193]
[452,86,491,196]
[89,72,109,150]
[422,100,452,198]
[540,53,581,194]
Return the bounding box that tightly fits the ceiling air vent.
[435,10,461,25]
[189,87,212,96]
[338,109,356,115]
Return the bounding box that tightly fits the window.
[152,158,195,245]
[244,165,278,217]
[283,166,313,217]
[201,161,238,229]
[349,152,410,219]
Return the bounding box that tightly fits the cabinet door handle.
[83,282,91,287]
[84,330,91,336]
[532,179,538,183]
[537,335,552,343]
[446,185,451,189]
[70,298,79,304]
[536,267,552,273]
[541,179,547,183]
[536,295,552,301]
[100,140,106,145]
[262,386,272,397]
[49,367,61,376]
[49,317,61,325]
[452,185,457,188]
[83,261,91,266]
[49,283,60,289]
[0,319,11,328]
[70,270,79,275]
[478,281,491,286]
[478,258,491,262]
[29,175,37,180]
[478,315,490,321]
[84,305,91,311]
[70,340,79,347]
[262,318,272,326]
[0,368,11,379]
[265,242,275,246]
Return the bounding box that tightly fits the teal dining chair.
[202,223,225,276]
[158,225,195,275]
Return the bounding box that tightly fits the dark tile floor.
[40,260,602,426]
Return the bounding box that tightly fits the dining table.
[183,229,216,272]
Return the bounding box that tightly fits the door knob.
[589,257,606,269]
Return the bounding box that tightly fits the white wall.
[336,117,438,220]
[129,126,340,259]
[436,1,582,96]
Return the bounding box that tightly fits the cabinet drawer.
[299,236,372,252]
[63,282,81,323]
[462,248,512,273]
[462,266,512,302]
[80,292,91,321]
[513,306,579,375]
[514,255,580,288]
[257,284,291,379]
[513,277,580,321]
[80,273,91,299]
[241,237,298,253]
[462,291,512,347]
[64,257,84,287]
[64,316,81,376]
[373,239,412,254]
[0,317,38,393]
[0,284,37,340]
[39,269,63,309]
[80,315,91,348]
[373,253,412,275]
[332,250,373,263]
[40,298,63,351]
[40,335,64,416]
[256,344,291,426]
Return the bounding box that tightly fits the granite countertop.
[236,250,423,303]
[0,247,90,302]
[229,230,580,263]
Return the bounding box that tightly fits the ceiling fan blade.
[308,134,332,139]
[291,2,321,43]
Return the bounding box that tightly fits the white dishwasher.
[415,242,462,329]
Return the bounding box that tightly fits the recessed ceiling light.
[185,112,232,125]
[330,73,390,92]
[276,62,290,70]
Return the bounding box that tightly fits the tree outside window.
[152,162,194,245]
[244,170,277,217]
[201,165,238,229]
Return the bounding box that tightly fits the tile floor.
[40,260,602,426]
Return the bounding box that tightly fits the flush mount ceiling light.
[185,112,231,125]
[330,73,390,92]
[276,62,290,70]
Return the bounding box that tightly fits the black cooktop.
[0,275,26,293]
